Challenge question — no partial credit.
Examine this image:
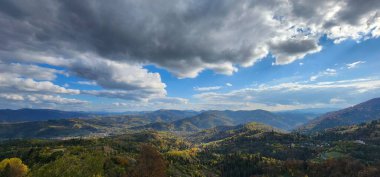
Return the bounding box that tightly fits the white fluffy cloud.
[0,61,87,109]
[0,94,24,101]
[25,94,87,105]
[0,73,79,94]
[0,93,87,110]
[67,54,166,92]
[0,62,64,81]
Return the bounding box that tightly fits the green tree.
[30,153,104,177]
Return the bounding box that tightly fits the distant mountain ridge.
[0,109,93,123]
[132,109,316,131]
[0,108,320,139]
[0,110,199,139]
[138,109,199,122]
[301,97,380,133]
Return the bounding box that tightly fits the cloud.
[194,78,380,110]
[0,62,64,81]
[150,97,189,104]
[0,0,378,78]
[0,61,87,109]
[329,98,345,104]
[77,81,97,86]
[1,52,167,102]
[112,102,129,107]
[310,68,337,81]
[68,54,166,92]
[194,86,222,92]
[26,94,87,105]
[82,89,165,102]
[226,83,233,87]
[346,60,366,69]
[270,38,322,64]
[0,93,87,110]
[0,94,24,101]
[0,73,79,94]
[111,97,188,110]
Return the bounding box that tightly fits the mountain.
[0,110,199,139]
[0,119,100,139]
[301,98,380,133]
[275,111,320,127]
[0,115,152,139]
[138,109,199,122]
[0,109,198,123]
[0,109,93,123]
[187,122,283,143]
[133,109,297,131]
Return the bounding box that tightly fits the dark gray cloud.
[0,0,378,77]
[270,38,321,64]
[335,0,380,25]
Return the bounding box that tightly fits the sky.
[0,0,379,112]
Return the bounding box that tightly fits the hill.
[0,109,93,123]
[0,119,100,139]
[314,119,380,142]
[132,109,297,132]
[0,108,199,124]
[138,109,199,122]
[187,122,283,143]
[0,116,151,139]
[301,98,380,133]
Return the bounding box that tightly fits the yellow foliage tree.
[0,158,29,177]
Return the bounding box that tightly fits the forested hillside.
[133,110,316,132]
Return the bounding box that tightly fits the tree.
[131,144,167,177]
[0,158,29,177]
